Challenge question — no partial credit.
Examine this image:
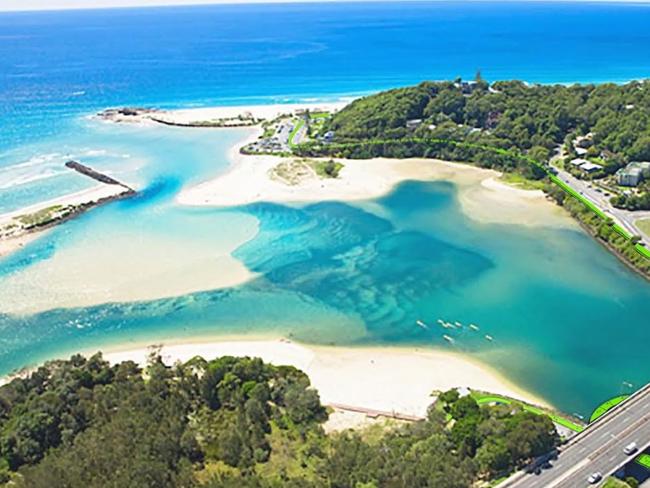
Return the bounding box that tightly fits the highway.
[500,384,650,488]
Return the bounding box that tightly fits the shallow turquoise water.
[1,121,650,417]
[2,2,650,417]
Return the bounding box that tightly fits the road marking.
[544,459,590,488]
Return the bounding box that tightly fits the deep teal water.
[1,2,650,416]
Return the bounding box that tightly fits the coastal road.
[500,383,650,488]
[552,164,650,244]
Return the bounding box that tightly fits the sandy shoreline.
[95,337,549,418]
[0,231,44,259]
[0,100,576,314]
[179,153,575,229]
[0,184,133,260]
[157,101,349,124]
[0,184,131,225]
[103,100,574,229]
[100,101,349,126]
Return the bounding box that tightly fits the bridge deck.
[500,383,650,487]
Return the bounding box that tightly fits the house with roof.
[579,162,603,173]
[569,158,590,168]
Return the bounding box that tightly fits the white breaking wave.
[81,149,107,157]
[0,153,65,189]
[0,148,110,190]
[0,169,65,190]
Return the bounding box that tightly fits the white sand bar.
[0,184,129,226]
[179,155,575,229]
[155,101,349,125]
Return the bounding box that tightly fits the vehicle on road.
[587,472,602,484]
[623,442,638,455]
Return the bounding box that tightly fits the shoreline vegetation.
[1,84,645,435]
[0,337,548,417]
[0,340,574,487]
[97,100,570,228]
[97,83,650,280]
[0,161,136,259]
[293,78,650,277]
[97,337,550,415]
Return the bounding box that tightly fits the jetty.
[65,160,135,191]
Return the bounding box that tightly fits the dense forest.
[296,78,650,204]
[309,78,650,166]
[0,354,560,488]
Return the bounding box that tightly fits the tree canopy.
[0,355,560,488]
[298,79,650,187]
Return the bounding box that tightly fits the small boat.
[454,321,462,328]
[485,335,493,341]
[416,320,428,329]
[443,321,454,328]
[469,324,479,331]
[443,334,454,343]
[437,319,445,325]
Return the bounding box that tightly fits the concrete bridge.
[499,383,650,487]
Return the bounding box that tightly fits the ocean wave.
[0,153,62,172]
[0,166,65,190]
[81,149,107,157]
[0,149,109,190]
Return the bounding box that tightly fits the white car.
[587,472,602,484]
[623,442,638,455]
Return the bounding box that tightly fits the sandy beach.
[101,101,349,125]
[179,153,575,229]
[104,101,573,229]
[98,337,549,424]
[0,183,131,226]
[0,232,43,259]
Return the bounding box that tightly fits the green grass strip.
[288,118,305,148]
[636,453,650,470]
[309,111,330,119]
[470,392,584,433]
[589,395,629,423]
[636,244,650,258]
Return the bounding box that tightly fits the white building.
[579,162,603,173]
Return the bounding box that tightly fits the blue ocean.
[2,1,650,416]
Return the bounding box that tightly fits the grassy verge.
[470,391,584,433]
[589,395,629,423]
[288,118,305,148]
[636,453,650,470]
[603,478,632,488]
[500,172,547,190]
[17,205,65,228]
